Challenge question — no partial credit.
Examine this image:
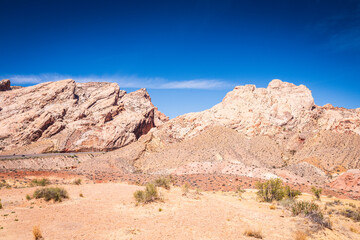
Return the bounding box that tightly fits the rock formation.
[96,79,360,180]
[0,79,11,91]
[0,79,168,153]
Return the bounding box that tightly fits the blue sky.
[1,0,359,118]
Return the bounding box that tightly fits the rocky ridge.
[0,79,168,153]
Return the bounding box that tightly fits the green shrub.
[33,187,69,202]
[30,178,50,187]
[154,177,170,190]
[256,178,285,202]
[311,186,322,200]
[133,183,159,204]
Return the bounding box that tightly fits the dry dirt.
[0,180,359,240]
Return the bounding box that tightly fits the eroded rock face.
[151,79,360,148]
[0,79,167,153]
[0,79,11,91]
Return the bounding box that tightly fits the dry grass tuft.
[244,228,263,239]
[32,225,43,240]
[294,230,307,240]
[350,226,360,234]
[269,204,276,210]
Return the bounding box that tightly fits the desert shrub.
[33,187,69,202]
[284,185,301,199]
[291,201,320,216]
[326,200,342,207]
[0,180,11,189]
[348,203,356,208]
[340,208,360,222]
[350,226,360,234]
[133,183,159,204]
[294,230,307,240]
[182,183,190,196]
[26,194,31,200]
[256,178,285,202]
[73,179,82,185]
[153,177,170,190]
[30,178,50,187]
[0,199,2,209]
[243,228,263,239]
[269,204,276,210]
[32,225,43,240]
[311,186,322,200]
[291,201,331,228]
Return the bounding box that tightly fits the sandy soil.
[0,182,359,240]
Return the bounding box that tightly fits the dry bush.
[244,228,263,239]
[294,230,307,240]
[73,179,82,185]
[33,187,69,202]
[153,177,170,190]
[32,225,43,240]
[182,183,190,196]
[0,198,2,209]
[30,178,50,187]
[291,201,331,229]
[134,183,160,204]
[269,205,276,210]
[340,208,360,222]
[0,180,11,189]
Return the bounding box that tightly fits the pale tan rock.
[0,79,167,153]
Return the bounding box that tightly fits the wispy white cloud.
[3,73,230,90]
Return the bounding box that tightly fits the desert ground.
[0,175,359,240]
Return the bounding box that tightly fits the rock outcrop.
[150,79,360,155]
[0,79,167,153]
[99,79,360,177]
[0,79,11,91]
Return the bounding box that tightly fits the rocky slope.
[0,79,168,154]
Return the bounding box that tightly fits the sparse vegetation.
[243,228,263,239]
[30,178,50,187]
[291,201,319,216]
[73,179,82,185]
[133,183,160,204]
[340,208,360,222]
[0,199,2,209]
[26,194,31,200]
[269,204,276,210]
[153,177,170,190]
[311,186,322,200]
[79,193,84,197]
[32,225,43,240]
[291,200,331,228]
[32,187,69,202]
[0,180,11,189]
